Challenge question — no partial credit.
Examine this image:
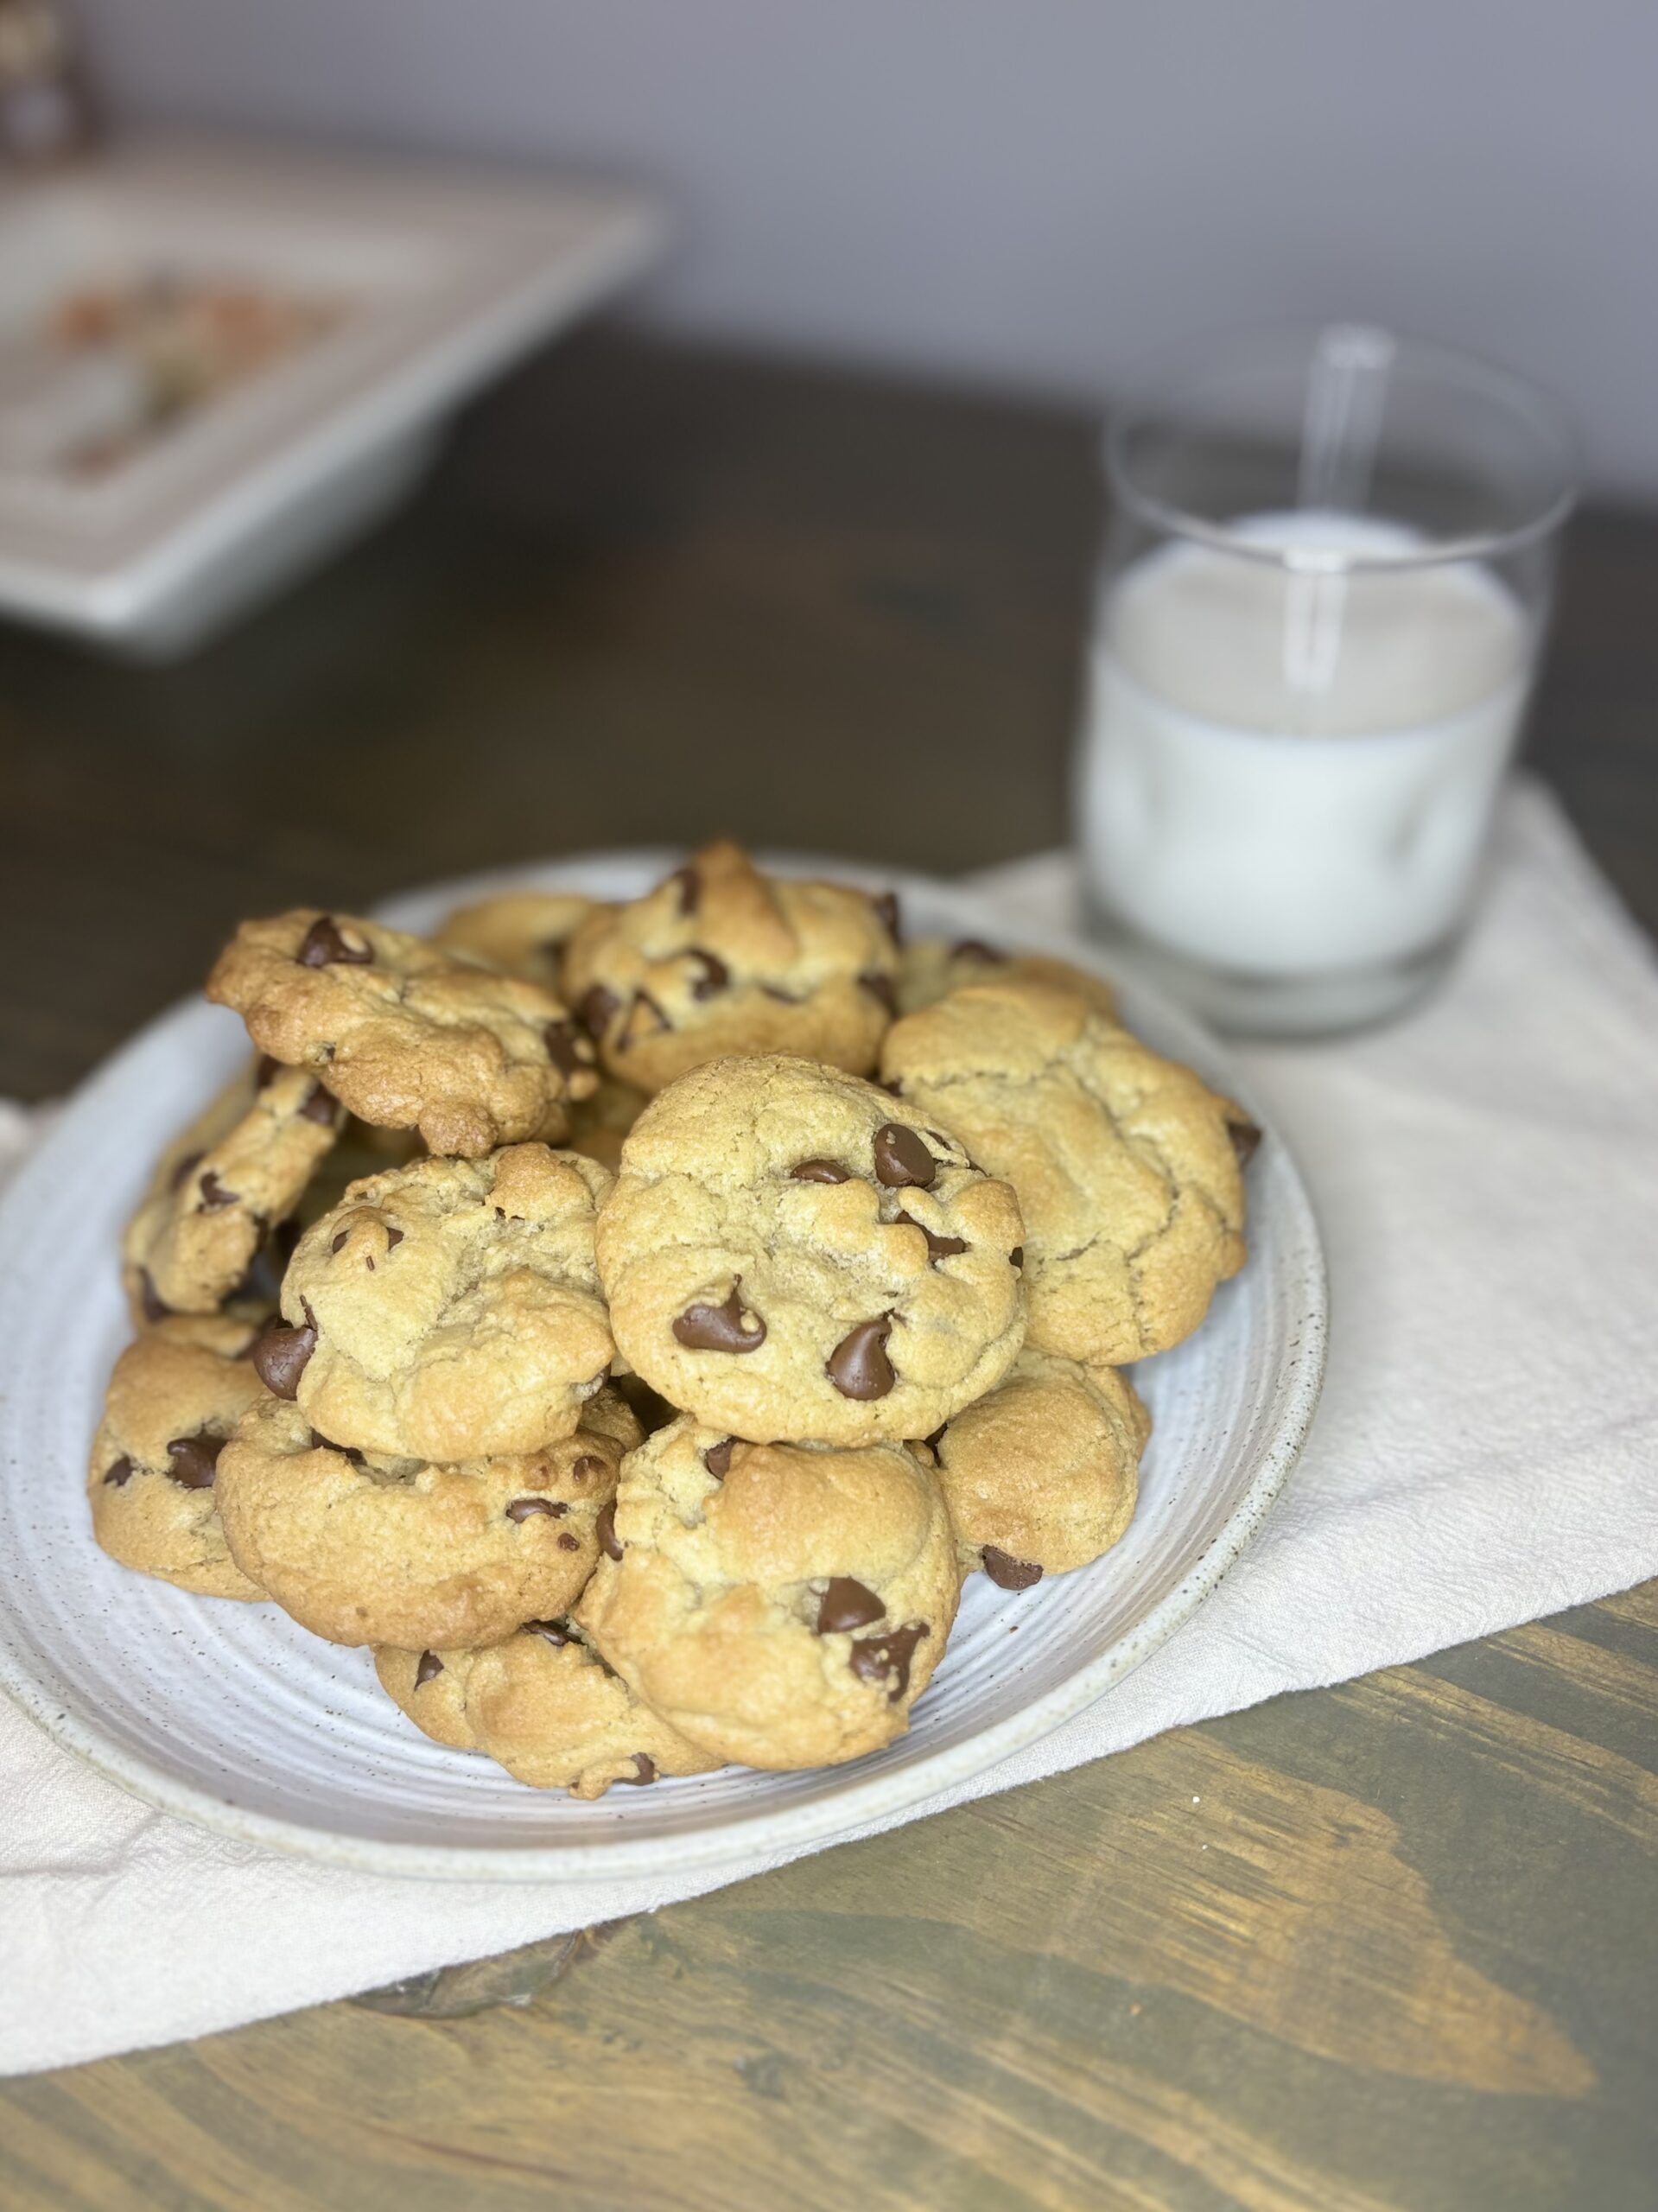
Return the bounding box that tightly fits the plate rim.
[0,851,1327,1881]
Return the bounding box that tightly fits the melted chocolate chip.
[873,1122,936,1189]
[571,1453,606,1481]
[596,1499,623,1560]
[848,1621,929,1701]
[165,1431,224,1490]
[103,1456,134,1488]
[667,863,700,916]
[952,938,1005,963]
[826,1316,895,1399]
[299,1081,338,1126]
[557,1532,581,1551]
[816,1577,886,1635]
[859,970,899,1018]
[685,949,729,1001]
[505,1496,566,1522]
[673,1284,766,1354]
[1010,1246,1024,1270]
[544,1020,593,1078]
[704,1437,735,1479]
[981,1546,1044,1591]
[580,983,621,1038]
[251,1314,316,1399]
[169,1149,205,1192]
[331,1230,349,1253]
[791,1158,852,1184]
[873,891,902,944]
[138,1270,171,1324]
[1230,1118,1263,1168]
[415,1651,444,1686]
[622,1753,657,1785]
[896,1210,968,1262]
[297,916,372,968]
[524,1620,570,1644]
[385,1227,404,1254]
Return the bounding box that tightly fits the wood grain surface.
[0,331,1652,2209]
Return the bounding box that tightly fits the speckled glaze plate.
[0,853,1324,1881]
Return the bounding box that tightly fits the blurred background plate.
[0,853,1325,1882]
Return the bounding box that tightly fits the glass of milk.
[1077,326,1575,1033]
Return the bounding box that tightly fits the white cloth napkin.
[4,776,1657,2078]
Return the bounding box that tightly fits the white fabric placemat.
[3,775,1657,2078]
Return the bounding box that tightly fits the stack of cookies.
[90,842,1256,1797]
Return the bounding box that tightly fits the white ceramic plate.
[0,854,1325,1882]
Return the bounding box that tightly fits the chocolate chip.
[848,1622,929,1701]
[826,1316,895,1399]
[297,916,372,968]
[981,1546,1044,1591]
[544,1020,593,1078]
[873,891,902,944]
[330,1230,349,1254]
[1010,1246,1024,1271]
[557,1532,580,1551]
[673,1283,766,1354]
[596,1500,622,1560]
[524,1620,570,1644]
[580,984,621,1038]
[103,1456,134,1488]
[685,949,729,1001]
[816,1577,886,1634]
[704,1437,735,1478]
[165,1431,224,1490]
[621,1753,657,1785]
[952,938,1005,963]
[571,1453,606,1481]
[385,1227,403,1251]
[138,1270,171,1324]
[896,1210,967,1262]
[169,1149,205,1192]
[255,1055,283,1087]
[859,971,899,1018]
[299,1081,337,1125]
[251,1314,316,1399]
[1230,1118,1263,1168]
[873,1122,936,1189]
[759,985,800,1004]
[667,863,700,916]
[791,1159,852,1184]
[416,1651,443,1686]
[506,1496,566,1522]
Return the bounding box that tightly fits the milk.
[1077,512,1533,984]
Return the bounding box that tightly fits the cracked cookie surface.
[207,908,598,1156]
[575,1415,960,1769]
[931,1347,1148,1586]
[123,1061,341,1319]
[217,1385,639,1648]
[561,841,900,1092]
[263,1143,616,1459]
[881,979,1251,1365]
[88,1331,266,1599]
[376,1618,721,1797]
[596,1054,1026,1445]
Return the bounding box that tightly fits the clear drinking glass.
[1075,326,1577,1034]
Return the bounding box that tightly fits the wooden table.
[0,332,1654,2211]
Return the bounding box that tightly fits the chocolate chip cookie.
[882,979,1251,1364]
[898,936,1119,1019]
[575,1415,960,1770]
[435,890,604,988]
[260,1144,616,1460]
[88,1331,266,1599]
[561,841,901,1092]
[596,1054,1026,1445]
[207,908,598,1157]
[930,1347,1149,1587]
[376,1619,721,1796]
[123,1061,341,1319]
[216,1386,638,1649]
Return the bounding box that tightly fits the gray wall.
[78,0,1658,492]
